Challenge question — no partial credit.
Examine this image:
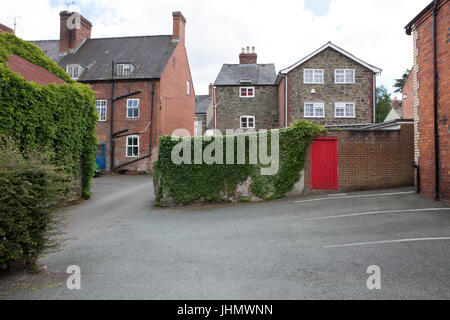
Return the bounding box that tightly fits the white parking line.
[324,237,450,249]
[307,208,450,221]
[294,191,415,203]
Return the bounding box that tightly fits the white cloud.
[1,0,430,96]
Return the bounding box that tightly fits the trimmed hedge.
[0,142,72,269]
[153,120,325,206]
[0,33,97,198]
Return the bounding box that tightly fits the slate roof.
[31,40,65,63]
[214,64,277,86]
[195,95,211,114]
[32,35,176,81]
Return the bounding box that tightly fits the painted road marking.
[324,237,450,249]
[294,191,415,203]
[307,208,450,221]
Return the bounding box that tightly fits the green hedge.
[153,120,325,206]
[0,33,97,198]
[0,142,71,269]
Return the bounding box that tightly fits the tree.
[394,69,411,93]
[376,86,392,123]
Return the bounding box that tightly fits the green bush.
[0,141,72,269]
[0,33,97,198]
[153,120,325,206]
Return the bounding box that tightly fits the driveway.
[1,176,449,299]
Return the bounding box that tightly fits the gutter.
[282,74,288,127]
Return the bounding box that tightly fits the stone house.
[212,47,279,133]
[32,11,195,173]
[211,42,381,132]
[278,42,382,127]
[405,0,449,204]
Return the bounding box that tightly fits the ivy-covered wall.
[153,120,325,206]
[0,33,98,198]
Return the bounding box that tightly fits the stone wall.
[215,85,279,132]
[288,47,375,126]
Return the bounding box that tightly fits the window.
[240,116,255,129]
[187,80,191,96]
[239,87,255,98]
[335,69,355,84]
[304,103,325,118]
[194,117,202,136]
[117,64,134,76]
[66,64,80,79]
[304,69,324,84]
[335,102,355,118]
[96,100,107,121]
[126,99,140,118]
[126,136,139,158]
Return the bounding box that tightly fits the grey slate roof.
[214,64,277,86]
[32,35,176,81]
[195,95,211,114]
[31,40,66,63]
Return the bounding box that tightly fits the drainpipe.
[213,86,217,134]
[110,61,115,171]
[373,74,377,123]
[283,74,288,127]
[432,0,440,199]
[149,81,155,158]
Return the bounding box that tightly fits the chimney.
[172,11,186,45]
[392,97,400,110]
[239,46,257,64]
[59,11,92,53]
[209,83,213,98]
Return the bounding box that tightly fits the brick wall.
[288,47,375,126]
[59,11,92,53]
[215,85,279,132]
[411,0,449,204]
[402,70,414,119]
[304,124,414,192]
[90,79,160,172]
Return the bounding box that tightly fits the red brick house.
[278,42,382,127]
[32,11,195,173]
[405,0,449,204]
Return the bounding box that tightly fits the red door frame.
[310,137,338,191]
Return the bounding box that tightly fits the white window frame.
[126,135,140,158]
[187,80,191,96]
[335,102,355,118]
[239,87,255,98]
[304,102,325,118]
[126,99,140,119]
[240,115,255,129]
[335,69,355,84]
[96,100,107,122]
[66,64,80,79]
[304,69,324,84]
[117,64,133,77]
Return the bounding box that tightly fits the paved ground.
[1,176,449,300]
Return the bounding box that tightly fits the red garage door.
[311,138,338,190]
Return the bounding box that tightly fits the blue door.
[95,143,106,170]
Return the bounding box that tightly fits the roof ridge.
[31,34,172,42]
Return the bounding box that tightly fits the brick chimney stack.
[59,11,92,53]
[392,97,400,110]
[239,46,257,64]
[172,11,186,46]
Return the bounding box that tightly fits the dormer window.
[117,64,134,76]
[66,64,81,79]
[240,79,252,84]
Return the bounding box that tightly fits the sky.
[1,0,430,97]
